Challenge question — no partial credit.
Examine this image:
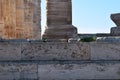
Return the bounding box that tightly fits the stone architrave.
[43,0,78,39]
[0,0,41,39]
[110,13,120,35]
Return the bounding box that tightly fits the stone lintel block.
[21,42,90,60]
[0,42,21,60]
[38,62,120,80]
[111,27,120,36]
[90,42,120,60]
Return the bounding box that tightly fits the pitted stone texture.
[90,42,120,60]
[0,63,37,80]
[38,63,120,80]
[21,42,90,60]
[0,64,20,80]
[0,42,21,60]
[0,42,120,60]
[20,64,38,80]
[43,0,77,39]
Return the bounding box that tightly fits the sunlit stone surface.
[0,0,41,39]
[43,0,78,39]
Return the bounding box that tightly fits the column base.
[111,27,120,36]
[42,25,78,39]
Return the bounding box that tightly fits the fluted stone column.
[43,0,78,39]
[22,0,41,39]
[3,0,16,39]
[0,0,4,38]
[0,0,41,39]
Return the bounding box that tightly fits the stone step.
[0,61,119,80]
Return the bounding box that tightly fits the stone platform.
[0,61,119,80]
[0,41,119,80]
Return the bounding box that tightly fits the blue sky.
[41,0,120,34]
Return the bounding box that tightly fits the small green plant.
[42,38,47,42]
[80,37,96,42]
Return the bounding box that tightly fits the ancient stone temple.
[42,0,78,39]
[0,0,41,39]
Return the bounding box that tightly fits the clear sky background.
[41,0,120,34]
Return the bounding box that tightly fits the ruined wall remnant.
[111,13,120,36]
[43,0,78,39]
[0,0,41,39]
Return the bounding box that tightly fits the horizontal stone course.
[90,42,120,60]
[0,41,119,79]
[38,62,120,80]
[0,42,119,60]
[0,42,21,60]
[21,42,90,60]
[0,63,37,80]
[0,61,119,80]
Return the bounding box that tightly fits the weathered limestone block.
[111,13,120,35]
[0,63,38,80]
[0,41,120,61]
[43,0,78,39]
[0,64,20,80]
[90,42,120,60]
[0,61,119,80]
[21,42,90,60]
[20,63,38,80]
[38,62,120,80]
[0,42,21,60]
[0,0,41,39]
[111,13,120,26]
[111,27,120,35]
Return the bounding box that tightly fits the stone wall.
[0,41,120,61]
[0,41,119,79]
[0,61,119,80]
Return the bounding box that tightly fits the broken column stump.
[42,0,78,39]
[111,13,120,36]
